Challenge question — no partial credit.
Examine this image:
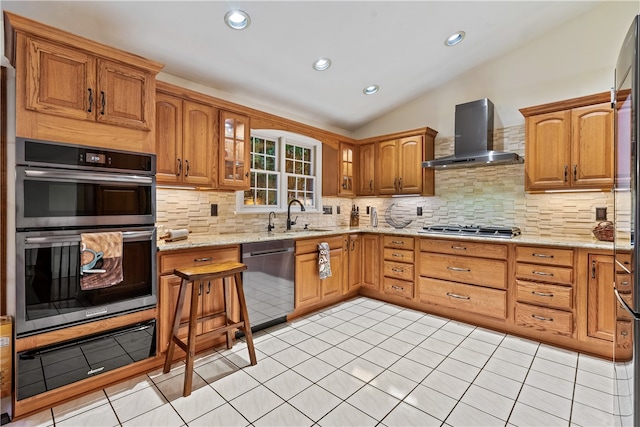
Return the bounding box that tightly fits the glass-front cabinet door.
[339,142,356,197]
[219,110,250,190]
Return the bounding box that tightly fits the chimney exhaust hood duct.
[422,98,523,169]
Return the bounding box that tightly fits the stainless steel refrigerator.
[614,14,640,427]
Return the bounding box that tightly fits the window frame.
[236,129,323,214]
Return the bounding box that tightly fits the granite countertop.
[157,226,619,251]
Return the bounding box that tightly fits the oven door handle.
[24,230,154,245]
[24,169,153,184]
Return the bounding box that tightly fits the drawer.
[516,262,573,285]
[383,248,414,263]
[616,321,633,359]
[420,239,507,260]
[514,302,573,336]
[616,271,632,294]
[419,277,507,319]
[383,260,414,281]
[516,246,573,267]
[617,292,634,321]
[383,236,414,250]
[296,235,344,255]
[159,246,239,275]
[516,280,573,310]
[420,252,507,289]
[383,277,414,299]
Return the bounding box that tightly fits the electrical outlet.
[336,206,341,215]
[323,205,332,215]
[595,207,607,221]
[417,207,423,216]
[210,204,218,216]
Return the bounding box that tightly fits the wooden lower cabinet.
[345,234,362,292]
[419,277,507,319]
[586,253,615,341]
[382,236,415,299]
[158,245,240,353]
[294,235,345,311]
[361,234,380,291]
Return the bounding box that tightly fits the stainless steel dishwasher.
[241,239,295,333]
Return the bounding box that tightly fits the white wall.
[353,1,640,140]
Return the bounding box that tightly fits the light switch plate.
[595,207,607,221]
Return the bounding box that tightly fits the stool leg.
[223,277,233,349]
[183,280,201,397]
[234,272,257,366]
[163,278,189,374]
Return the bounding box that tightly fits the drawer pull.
[194,257,213,262]
[532,270,554,276]
[531,314,553,322]
[392,253,404,258]
[451,245,467,251]
[446,292,470,300]
[621,330,629,337]
[621,281,630,286]
[532,291,554,297]
[391,285,404,291]
[532,253,554,258]
[391,240,405,245]
[447,266,471,272]
[391,268,405,273]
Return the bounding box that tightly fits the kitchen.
[1,1,640,426]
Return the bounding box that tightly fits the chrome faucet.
[287,199,306,230]
[267,211,276,232]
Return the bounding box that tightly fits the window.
[237,130,322,213]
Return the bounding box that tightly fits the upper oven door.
[16,166,156,229]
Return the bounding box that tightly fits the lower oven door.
[16,226,157,337]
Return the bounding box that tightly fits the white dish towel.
[318,242,332,280]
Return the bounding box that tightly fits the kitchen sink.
[282,228,332,233]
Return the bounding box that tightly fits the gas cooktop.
[419,225,522,239]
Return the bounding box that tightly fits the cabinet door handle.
[369,179,373,191]
[532,314,553,322]
[198,283,203,296]
[447,266,471,272]
[398,177,402,191]
[393,177,398,192]
[351,240,356,251]
[573,164,578,181]
[532,253,554,258]
[532,270,554,276]
[194,257,213,262]
[177,158,182,176]
[392,253,403,258]
[245,172,250,178]
[206,282,211,294]
[451,245,467,251]
[185,160,190,177]
[564,165,568,182]
[592,260,597,279]
[100,91,105,115]
[532,291,554,297]
[391,268,405,273]
[446,292,470,300]
[87,88,93,112]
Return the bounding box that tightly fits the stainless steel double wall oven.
[15,138,157,337]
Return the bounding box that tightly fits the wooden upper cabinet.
[26,37,96,121]
[571,103,614,189]
[97,59,153,130]
[358,143,375,196]
[521,93,613,192]
[339,142,356,197]
[155,87,216,187]
[524,111,572,190]
[219,110,251,190]
[377,135,423,195]
[5,11,163,152]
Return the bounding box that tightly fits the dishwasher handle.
[244,247,294,258]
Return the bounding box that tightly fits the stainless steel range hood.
[422,98,523,169]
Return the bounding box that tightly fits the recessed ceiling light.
[312,58,332,71]
[363,85,379,95]
[445,31,465,46]
[224,10,251,30]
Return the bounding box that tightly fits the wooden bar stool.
[163,261,257,397]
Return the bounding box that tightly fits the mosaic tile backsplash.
[156,124,613,240]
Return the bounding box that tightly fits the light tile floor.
[12,297,616,427]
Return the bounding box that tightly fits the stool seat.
[163,260,257,397]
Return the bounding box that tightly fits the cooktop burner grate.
[419,225,521,239]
